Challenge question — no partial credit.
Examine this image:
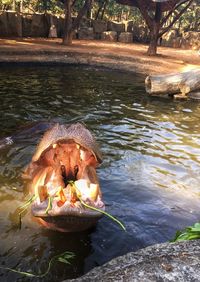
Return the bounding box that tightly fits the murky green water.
[1,64,200,281]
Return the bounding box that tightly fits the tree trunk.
[20,0,23,13]
[100,0,108,20]
[147,28,159,56]
[12,0,16,11]
[145,69,200,97]
[63,0,73,45]
[147,2,161,56]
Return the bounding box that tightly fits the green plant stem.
[18,194,37,229]
[70,181,126,231]
[0,251,75,278]
[80,198,126,231]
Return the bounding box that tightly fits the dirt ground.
[0,38,199,75]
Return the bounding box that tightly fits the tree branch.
[72,0,92,30]
[136,0,153,30]
[159,0,194,37]
[161,0,190,27]
[71,0,77,8]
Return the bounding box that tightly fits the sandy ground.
[0,38,199,75]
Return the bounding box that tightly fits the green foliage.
[171,223,200,242]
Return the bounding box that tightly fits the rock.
[93,20,107,33]
[107,21,125,33]
[68,240,200,282]
[30,14,49,37]
[79,18,91,28]
[118,32,133,43]
[101,31,117,42]
[22,14,32,37]
[78,27,94,40]
[0,11,22,37]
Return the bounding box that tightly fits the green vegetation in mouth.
[45,196,53,214]
[0,251,75,278]
[171,222,200,242]
[18,181,126,231]
[69,181,126,231]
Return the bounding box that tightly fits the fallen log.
[145,68,200,97]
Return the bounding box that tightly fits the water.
[1,64,200,281]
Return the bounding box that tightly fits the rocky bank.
[69,240,200,282]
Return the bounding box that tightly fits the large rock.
[30,14,49,37]
[119,32,133,43]
[101,31,117,42]
[93,20,107,33]
[78,27,94,40]
[107,21,125,33]
[22,14,33,37]
[0,11,22,37]
[79,18,91,28]
[69,240,200,281]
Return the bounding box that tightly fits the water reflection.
[0,65,200,280]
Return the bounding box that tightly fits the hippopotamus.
[22,123,105,232]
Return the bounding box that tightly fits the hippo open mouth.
[23,123,105,232]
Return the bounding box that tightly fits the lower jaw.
[35,215,101,232]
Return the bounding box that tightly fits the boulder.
[30,14,49,37]
[92,20,107,33]
[0,11,22,37]
[22,14,32,37]
[101,31,117,42]
[0,12,9,36]
[107,21,125,33]
[69,240,200,282]
[78,27,94,40]
[79,17,92,28]
[118,32,133,43]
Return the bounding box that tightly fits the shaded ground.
[0,38,199,75]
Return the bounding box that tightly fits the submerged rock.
[69,240,200,281]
